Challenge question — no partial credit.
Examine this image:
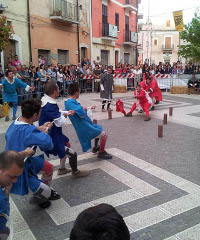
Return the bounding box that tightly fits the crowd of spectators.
[1,55,200,103]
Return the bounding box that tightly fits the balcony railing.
[162,44,174,50]
[49,0,78,24]
[124,31,137,44]
[123,0,136,11]
[101,23,118,40]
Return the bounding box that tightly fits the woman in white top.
[57,67,66,93]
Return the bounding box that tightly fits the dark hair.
[68,82,80,95]
[44,80,58,96]
[40,64,44,69]
[70,204,130,240]
[21,98,42,119]
[0,151,24,170]
[5,70,13,77]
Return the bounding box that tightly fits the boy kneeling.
[126,85,152,121]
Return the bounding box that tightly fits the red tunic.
[140,80,148,91]
[147,79,162,101]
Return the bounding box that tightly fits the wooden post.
[158,125,163,137]
[163,113,167,124]
[169,107,173,116]
[108,109,112,120]
[93,119,97,124]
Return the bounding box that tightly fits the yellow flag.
[173,10,184,32]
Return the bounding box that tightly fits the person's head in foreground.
[70,203,130,240]
[68,82,80,99]
[44,80,59,99]
[0,151,24,188]
[21,98,42,122]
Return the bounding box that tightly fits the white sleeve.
[100,84,105,91]
[25,85,30,92]
[53,115,66,127]
[60,110,69,115]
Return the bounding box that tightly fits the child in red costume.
[146,77,162,103]
[126,85,152,121]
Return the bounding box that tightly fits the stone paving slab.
[1,93,200,239]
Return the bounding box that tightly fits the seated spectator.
[187,73,199,94]
[70,203,130,240]
[11,55,21,71]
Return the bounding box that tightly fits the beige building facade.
[138,16,180,65]
[1,0,30,70]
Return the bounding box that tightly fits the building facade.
[92,0,139,67]
[0,0,30,70]
[138,16,180,65]
[29,0,91,67]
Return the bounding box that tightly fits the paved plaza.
[1,92,200,240]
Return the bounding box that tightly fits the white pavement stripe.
[124,206,172,232]
[106,148,198,192]
[10,198,36,240]
[50,203,92,225]
[160,194,200,216]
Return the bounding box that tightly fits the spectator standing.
[11,55,21,71]
[93,64,101,93]
[39,64,50,84]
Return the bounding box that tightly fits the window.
[154,39,158,45]
[58,50,69,65]
[166,20,170,27]
[115,13,119,31]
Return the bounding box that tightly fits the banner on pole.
[173,10,184,32]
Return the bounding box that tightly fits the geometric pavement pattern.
[9,147,200,240]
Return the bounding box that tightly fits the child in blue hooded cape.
[65,82,112,159]
[5,98,60,209]
[39,80,90,178]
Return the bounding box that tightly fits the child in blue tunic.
[39,81,90,178]
[5,98,60,209]
[65,82,112,159]
[0,150,34,238]
[0,70,35,122]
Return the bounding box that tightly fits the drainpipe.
[77,0,80,63]
[90,0,93,63]
[27,0,32,62]
[136,0,138,66]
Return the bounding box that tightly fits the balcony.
[162,44,174,50]
[100,23,118,41]
[0,0,6,13]
[123,31,137,45]
[123,0,137,11]
[49,0,78,24]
